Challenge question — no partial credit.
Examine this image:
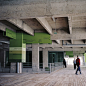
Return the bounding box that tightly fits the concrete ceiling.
[0,0,86,54]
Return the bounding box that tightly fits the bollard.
[17,62,19,73]
[50,63,51,73]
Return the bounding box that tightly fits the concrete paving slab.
[0,65,86,86]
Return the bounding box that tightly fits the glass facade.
[48,51,64,63]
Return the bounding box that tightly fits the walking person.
[63,59,66,68]
[73,58,76,70]
[75,55,81,75]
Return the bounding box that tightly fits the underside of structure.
[0,0,86,73]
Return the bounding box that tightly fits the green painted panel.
[6,28,16,39]
[9,48,22,54]
[10,33,23,47]
[66,51,74,57]
[9,59,22,62]
[69,55,74,57]
[10,39,22,47]
[23,33,52,44]
[9,54,22,62]
[9,54,22,59]
[84,53,86,62]
[9,33,26,62]
[66,51,73,55]
[9,32,52,62]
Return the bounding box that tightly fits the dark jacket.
[76,58,80,67]
[63,59,66,65]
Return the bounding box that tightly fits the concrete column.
[4,50,6,68]
[43,48,48,69]
[32,44,39,72]
[10,63,16,73]
[83,55,85,62]
[82,55,86,66]
[17,62,22,73]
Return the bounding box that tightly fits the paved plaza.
[0,65,86,86]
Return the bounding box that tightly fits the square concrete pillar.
[43,48,48,69]
[32,44,39,72]
[10,63,16,73]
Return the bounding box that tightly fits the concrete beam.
[52,17,56,22]
[56,40,60,44]
[72,16,86,22]
[68,16,73,44]
[36,17,52,35]
[63,45,86,47]
[69,27,72,34]
[51,34,86,40]
[68,16,72,34]
[85,40,86,44]
[26,45,86,52]
[52,17,60,44]
[7,19,34,35]
[38,43,62,48]
[0,0,86,19]
[71,39,73,44]
[47,47,86,52]
[0,22,16,32]
[0,23,6,31]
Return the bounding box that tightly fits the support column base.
[10,63,16,73]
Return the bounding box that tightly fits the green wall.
[66,51,74,57]
[23,33,52,44]
[10,33,23,47]
[9,33,26,62]
[9,32,52,62]
[4,28,52,44]
[5,28,52,62]
[6,28,16,39]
